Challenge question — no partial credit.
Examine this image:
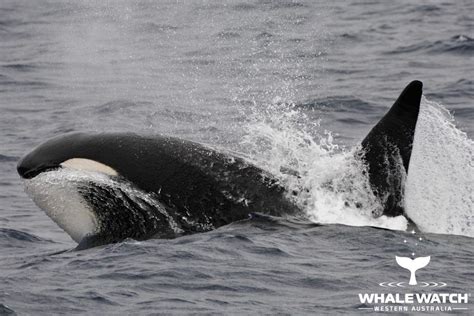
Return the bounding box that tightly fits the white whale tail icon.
[395,256,430,285]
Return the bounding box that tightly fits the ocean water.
[0,0,473,315]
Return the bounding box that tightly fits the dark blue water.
[1,1,473,314]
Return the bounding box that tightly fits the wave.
[386,35,474,56]
[136,22,178,33]
[0,304,16,316]
[426,79,474,101]
[413,4,441,13]
[452,107,474,120]
[216,31,241,39]
[0,228,47,243]
[81,100,154,115]
[1,63,38,72]
[232,0,307,12]
[0,154,18,162]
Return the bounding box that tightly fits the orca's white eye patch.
[60,158,118,176]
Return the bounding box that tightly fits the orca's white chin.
[22,166,181,248]
[23,169,101,243]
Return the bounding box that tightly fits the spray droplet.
[405,98,474,237]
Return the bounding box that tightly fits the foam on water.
[405,98,474,237]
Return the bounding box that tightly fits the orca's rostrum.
[17,81,423,249]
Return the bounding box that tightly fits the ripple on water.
[0,304,16,316]
[0,228,46,243]
[386,35,474,56]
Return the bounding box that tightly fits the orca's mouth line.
[19,165,61,180]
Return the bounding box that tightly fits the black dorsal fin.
[361,80,423,216]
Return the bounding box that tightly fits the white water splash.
[240,100,408,231]
[405,98,474,237]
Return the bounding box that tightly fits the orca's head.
[17,132,118,180]
[17,133,178,249]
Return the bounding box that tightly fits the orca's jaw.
[24,170,99,243]
[22,168,181,249]
[18,164,60,179]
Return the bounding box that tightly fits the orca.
[17,81,423,249]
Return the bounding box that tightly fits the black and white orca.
[17,81,423,249]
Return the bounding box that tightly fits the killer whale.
[17,80,423,249]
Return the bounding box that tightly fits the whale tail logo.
[395,256,430,285]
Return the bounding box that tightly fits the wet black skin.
[18,131,302,245]
[361,80,422,216]
[17,81,423,247]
